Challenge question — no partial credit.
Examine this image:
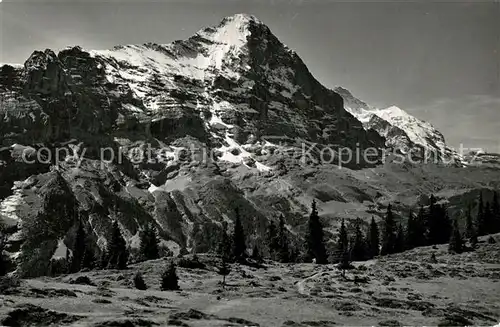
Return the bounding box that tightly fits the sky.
[0,0,499,151]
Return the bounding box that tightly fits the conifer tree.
[81,244,96,270]
[427,197,451,245]
[107,220,128,269]
[477,192,486,236]
[266,221,279,259]
[306,200,328,264]
[161,262,180,291]
[381,204,397,255]
[366,217,379,258]
[394,223,405,253]
[218,222,232,261]
[448,218,464,254]
[70,219,86,273]
[134,272,147,290]
[441,207,452,243]
[251,244,262,263]
[424,195,437,242]
[338,229,353,278]
[277,215,290,263]
[417,206,429,246]
[337,219,349,254]
[407,209,425,249]
[484,202,493,234]
[338,249,352,278]
[140,223,159,261]
[492,191,500,233]
[465,205,478,247]
[0,231,6,276]
[406,210,416,249]
[99,249,108,270]
[289,247,300,263]
[351,220,367,261]
[218,256,231,288]
[232,208,247,262]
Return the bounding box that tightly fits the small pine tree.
[218,222,232,261]
[338,248,352,278]
[337,219,349,254]
[107,221,128,269]
[366,217,379,258]
[417,206,429,246]
[232,208,247,262]
[70,219,86,273]
[277,215,290,263]
[492,191,500,233]
[81,244,96,270]
[134,272,147,290]
[98,249,108,270]
[266,221,280,259]
[427,199,451,245]
[465,205,478,247]
[484,202,494,234]
[477,192,486,236]
[140,223,160,261]
[0,232,6,276]
[381,204,397,255]
[289,247,300,263]
[251,244,262,263]
[394,223,405,253]
[351,220,367,261]
[161,263,180,291]
[448,218,464,254]
[306,200,328,264]
[218,256,231,288]
[407,209,425,249]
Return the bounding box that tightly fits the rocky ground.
[1,234,500,327]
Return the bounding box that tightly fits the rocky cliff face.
[0,14,497,277]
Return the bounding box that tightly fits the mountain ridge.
[0,14,498,278]
[335,86,462,163]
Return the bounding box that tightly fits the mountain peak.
[196,13,266,47]
[222,13,262,25]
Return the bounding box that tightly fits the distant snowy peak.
[334,86,372,114]
[338,87,460,162]
[374,105,446,148]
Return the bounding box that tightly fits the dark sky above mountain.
[0,0,498,151]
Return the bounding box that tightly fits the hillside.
[1,234,499,326]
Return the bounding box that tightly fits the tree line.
[2,190,499,279]
[302,190,500,265]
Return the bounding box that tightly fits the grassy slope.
[1,234,500,326]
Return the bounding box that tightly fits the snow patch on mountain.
[0,183,25,227]
[216,133,271,171]
[89,13,258,103]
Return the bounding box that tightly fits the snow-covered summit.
[374,105,443,148]
[338,88,461,163]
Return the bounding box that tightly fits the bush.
[0,275,21,294]
[133,272,147,290]
[177,255,205,270]
[48,258,70,276]
[161,263,180,291]
[69,275,95,286]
